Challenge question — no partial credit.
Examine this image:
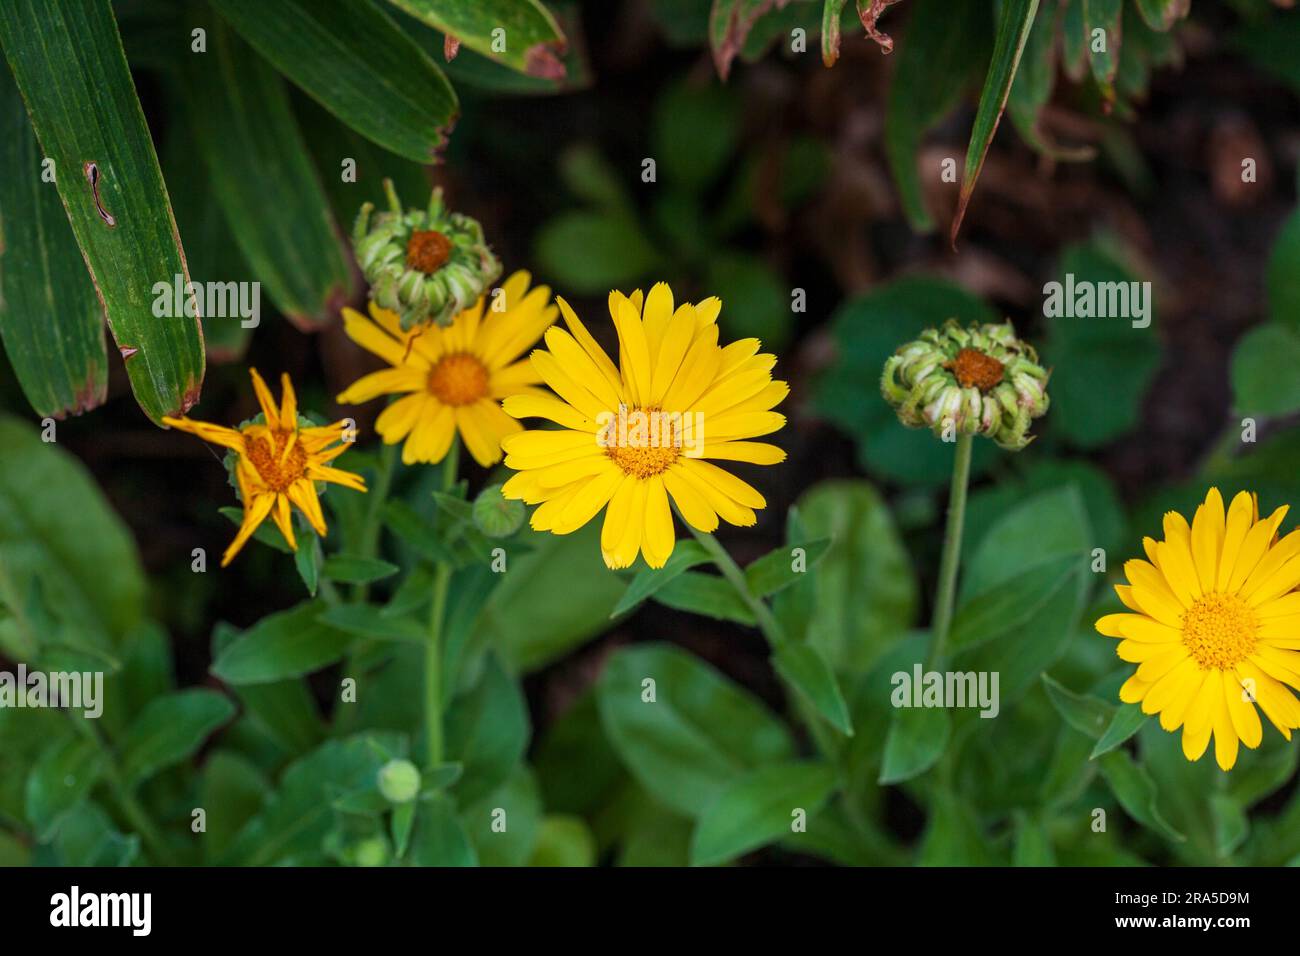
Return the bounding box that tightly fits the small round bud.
[352,836,390,868]
[881,318,1050,450]
[377,758,421,803]
[473,484,526,538]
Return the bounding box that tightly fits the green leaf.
[918,787,1000,865]
[47,802,139,866]
[294,535,320,597]
[445,655,530,806]
[950,554,1079,654]
[0,0,205,424]
[884,0,990,231]
[120,689,235,788]
[178,13,353,330]
[652,571,756,626]
[596,643,794,818]
[211,600,355,685]
[1267,209,1300,329]
[951,0,1039,244]
[1234,10,1300,97]
[1232,323,1300,418]
[1083,0,1123,96]
[319,603,426,643]
[878,705,950,785]
[1041,674,1112,739]
[410,793,477,866]
[814,279,1000,486]
[708,0,790,79]
[788,480,917,673]
[476,521,625,673]
[24,734,104,840]
[1091,703,1149,759]
[210,0,457,163]
[461,766,541,866]
[0,416,146,646]
[612,540,711,617]
[1097,748,1185,843]
[0,66,107,417]
[387,0,567,79]
[1012,809,1056,865]
[1211,793,1249,857]
[1045,240,1162,447]
[652,78,739,191]
[771,642,853,735]
[1134,0,1189,32]
[322,554,401,584]
[704,253,794,351]
[200,750,271,863]
[690,761,838,866]
[528,814,597,867]
[534,210,660,294]
[1007,0,1093,160]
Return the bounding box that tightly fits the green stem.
[688,525,787,647]
[355,440,398,603]
[424,438,458,769]
[926,433,973,670]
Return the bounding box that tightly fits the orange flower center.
[428,352,489,406]
[243,428,308,493]
[602,407,681,479]
[1181,592,1258,670]
[406,229,452,273]
[948,347,1004,392]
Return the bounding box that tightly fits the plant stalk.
[424,438,458,769]
[926,433,973,670]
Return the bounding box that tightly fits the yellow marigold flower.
[1097,487,1300,771]
[500,283,787,570]
[163,368,366,567]
[336,270,557,467]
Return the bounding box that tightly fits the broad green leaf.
[1091,703,1149,759]
[1083,0,1123,97]
[46,802,139,867]
[789,480,917,673]
[461,766,541,866]
[446,655,530,805]
[1134,0,1189,31]
[918,788,1000,865]
[652,571,756,626]
[534,210,661,294]
[210,0,457,163]
[222,732,403,865]
[0,66,107,417]
[949,554,1078,654]
[178,14,353,330]
[1011,809,1055,866]
[1267,209,1300,329]
[690,761,837,866]
[950,0,1039,244]
[0,416,146,646]
[322,554,401,585]
[878,704,950,785]
[533,691,626,816]
[294,533,320,597]
[320,603,426,643]
[0,707,63,826]
[652,78,740,191]
[200,750,271,863]
[1210,793,1249,857]
[476,521,626,673]
[120,689,235,788]
[1097,748,1185,844]
[612,540,710,617]
[411,793,477,866]
[814,279,999,486]
[771,642,853,735]
[529,814,597,867]
[0,0,205,424]
[387,0,567,79]
[596,643,794,817]
[616,795,694,866]
[1232,323,1300,418]
[1234,11,1300,96]
[1045,240,1162,447]
[884,0,989,231]
[1041,673,1112,739]
[211,600,355,685]
[962,485,1091,598]
[24,733,104,840]
[705,253,793,351]
[1225,736,1298,809]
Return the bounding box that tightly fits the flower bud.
[473,483,526,538]
[377,758,421,804]
[352,181,502,330]
[880,318,1050,450]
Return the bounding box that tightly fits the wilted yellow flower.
[1097,488,1300,770]
[336,271,557,467]
[163,368,366,566]
[500,283,787,570]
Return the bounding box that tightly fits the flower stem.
[355,439,398,603]
[926,433,973,670]
[688,525,787,648]
[424,438,458,769]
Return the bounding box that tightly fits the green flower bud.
[353,181,502,330]
[473,483,525,538]
[377,758,421,804]
[880,319,1050,450]
[351,836,390,868]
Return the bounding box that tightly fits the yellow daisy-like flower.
[336,270,557,468]
[499,283,787,570]
[1096,487,1300,771]
[163,368,366,567]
